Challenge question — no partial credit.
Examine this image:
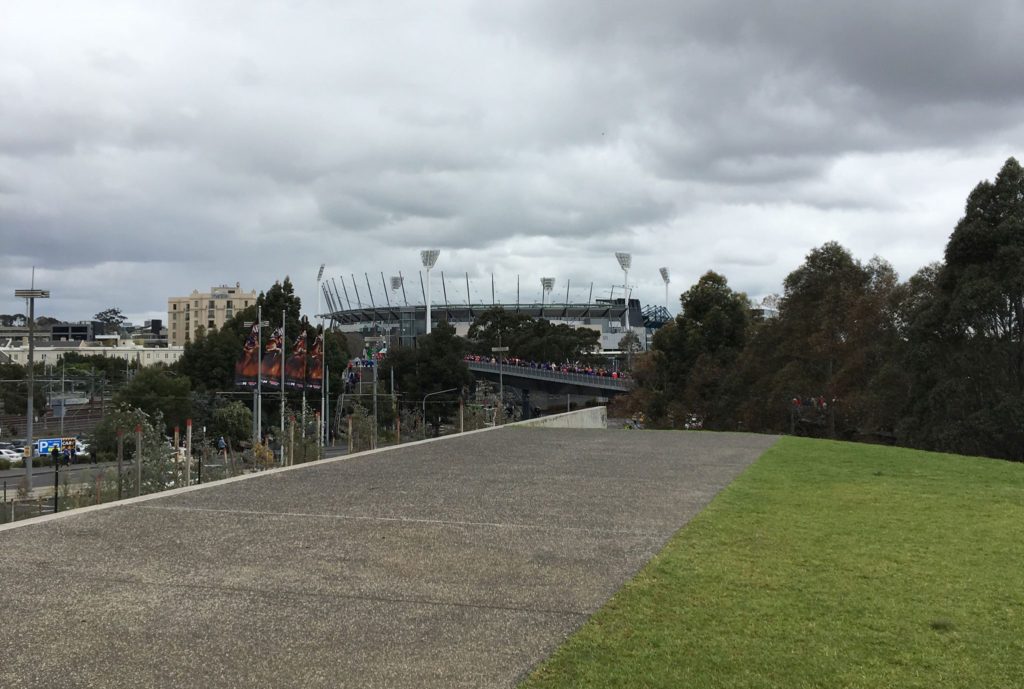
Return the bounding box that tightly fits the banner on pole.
[285,330,307,389]
[308,333,323,391]
[235,323,260,388]
[261,327,283,387]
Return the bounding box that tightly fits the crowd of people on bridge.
[464,355,630,379]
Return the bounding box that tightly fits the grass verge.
[519,436,1024,688]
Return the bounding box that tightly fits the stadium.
[319,267,673,353]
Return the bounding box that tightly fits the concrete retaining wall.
[515,406,607,429]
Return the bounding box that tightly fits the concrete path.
[0,427,777,688]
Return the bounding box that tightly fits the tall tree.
[648,271,750,428]
[94,307,127,333]
[901,157,1024,460]
[745,244,897,438]
[113,365,192,435]
[381,320,472,435]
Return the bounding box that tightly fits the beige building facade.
[167,283,257,346]
[0,340,184,367]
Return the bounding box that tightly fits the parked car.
[0,448,23,462]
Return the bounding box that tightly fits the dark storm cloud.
[486,0,1024,185]
[2,1,1023,323]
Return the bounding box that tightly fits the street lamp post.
[421,250,440,334]
[491,344,509,425]
[422,387,458,439]
[365,336,385,447]
[15,283,50,490]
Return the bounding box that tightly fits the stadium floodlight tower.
[421,249,440,334]
[659,266,670,310]
[540,277,555,312]
[540,276,557,303]
[615,252,632,333]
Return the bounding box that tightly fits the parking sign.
[37,438,63,454]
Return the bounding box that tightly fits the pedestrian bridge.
[465,360,633,396]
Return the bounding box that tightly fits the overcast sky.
[3,0,1023,327]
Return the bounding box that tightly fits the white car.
[0,448,22,462]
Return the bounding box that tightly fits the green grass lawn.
[520,436,1024,688]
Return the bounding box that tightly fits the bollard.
[53,460,59,514]
[185,420,192,486]
[135,425,142,497]
[117,429,124,500]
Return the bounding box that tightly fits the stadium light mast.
[389,275,403,349]
[615,252,632,334]
[540,277,555,315]
[659,267,670,310]
[421,250,440,334]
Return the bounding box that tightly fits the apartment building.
[167,283,257,346]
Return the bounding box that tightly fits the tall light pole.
[659,267,670,310]
[317,263,325,447]
[491,340,508,425]
[615,252,632,334]
[421,250,439,334]
[15,281,49,490]
[244,308,269,446]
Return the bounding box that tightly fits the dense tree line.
[467,307,602,363]
[625,157,1024,462]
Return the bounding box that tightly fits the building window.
[226,310,233,319]
[207,310,215,318]
[208,320,215,329]
[227,300,233,308]
[173,303,177,310]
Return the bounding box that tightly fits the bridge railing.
[466,360,633,391]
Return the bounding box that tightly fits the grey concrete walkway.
[0,427,777,688]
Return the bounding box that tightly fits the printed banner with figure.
[284,330,307,389]
[235,323,260,387]
[260,327,283,387]
[308,333,324,391]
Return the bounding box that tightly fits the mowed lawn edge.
[519,435,1024,689]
